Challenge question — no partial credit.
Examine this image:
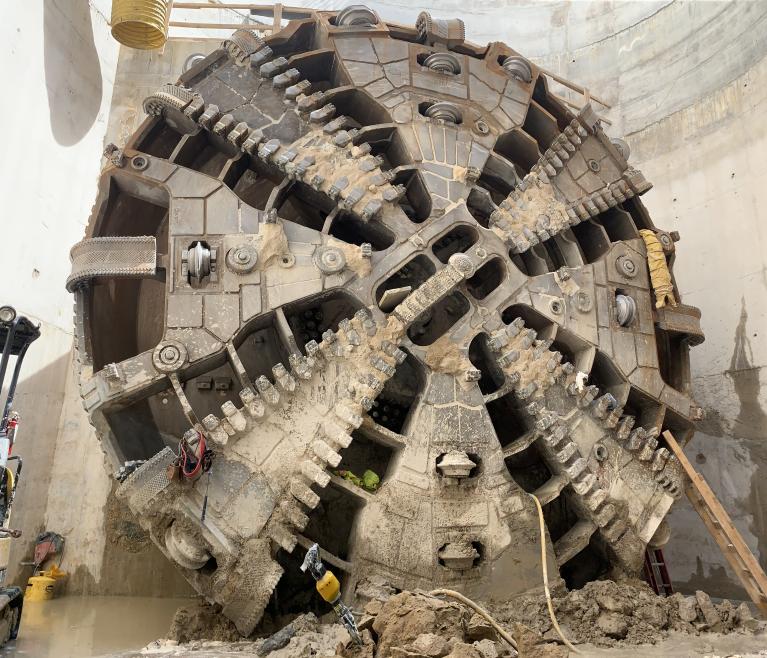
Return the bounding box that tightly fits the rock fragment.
[596,612,628,639]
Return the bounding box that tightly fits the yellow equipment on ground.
[301,543,361,644]
[24,565,67,601]
[24,575,55,602]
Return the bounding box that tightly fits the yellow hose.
[429,588,517,651]
[111,0,169,50]
[429,494,581,653]
[639,229,677,308]
[529,493,581,654]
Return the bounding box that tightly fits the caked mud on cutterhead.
[68,7,703,635]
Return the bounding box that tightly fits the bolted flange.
[226,244,258,274]
[616,255,637,278]
[315,246,347,274]
[153,340,188,373]
[502,55,532,83]
[657,231,675,253]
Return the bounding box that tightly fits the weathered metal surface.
[69,9,703,634]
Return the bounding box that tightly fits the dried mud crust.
[76,6,704,638]
[486,580,763,648]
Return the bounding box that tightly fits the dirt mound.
[337,590,552,658]
[168,602,240,643]
[150,584,763,657]
[487,580,762,647]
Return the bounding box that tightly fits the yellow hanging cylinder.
[111,0,169,50]
[316,570,340,603]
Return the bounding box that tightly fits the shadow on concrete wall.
[6,350,71,587]
[43,0,102,146]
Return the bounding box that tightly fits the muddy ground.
[107,580,767,657]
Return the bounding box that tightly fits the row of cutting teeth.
[153,41,405,223]
[263,314,407,553]
[200,309,392,448]
[185,88,403,222]
[488,116,650,254]
[490,317,682,495]
[487,317,683,551]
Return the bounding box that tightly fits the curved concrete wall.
[6,0,766,599]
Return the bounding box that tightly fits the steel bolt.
[160,345,180,364]
[616,255,636,278]
[130,155,148,170]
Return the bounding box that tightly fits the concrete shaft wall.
[0,1,191,595]
[3,0,766,599]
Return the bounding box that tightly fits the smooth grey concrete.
[0,0,119,586]
[0,1,192,596]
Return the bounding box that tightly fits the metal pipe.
[1,341,29,431]
[0,319,19,411]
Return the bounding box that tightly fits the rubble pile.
[488,580,762,647]
[124,583,764,657]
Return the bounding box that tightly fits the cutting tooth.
[256,375,280,405]
[221,401,246,433]
[239,387,266,418]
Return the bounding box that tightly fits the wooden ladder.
[664,430,767,616]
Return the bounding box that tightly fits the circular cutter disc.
[71,7,703,635]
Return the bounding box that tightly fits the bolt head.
[130,155,148,170]
[315,247,345,274]
[153,340,187,373]
[160,345,180,364]
[616,255,637,277]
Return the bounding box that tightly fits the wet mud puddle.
[0,596,190,657]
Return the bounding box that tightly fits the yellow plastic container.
[25,575,56,601]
